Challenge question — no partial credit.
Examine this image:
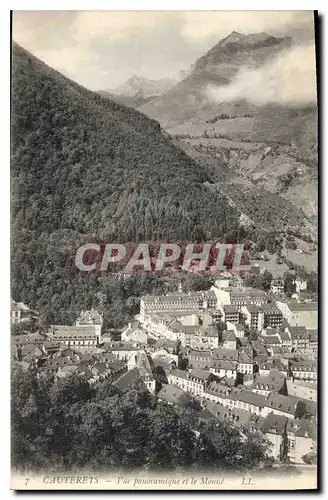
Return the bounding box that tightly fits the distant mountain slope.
[140,31,317,242]
[113,75,176,97]
[97,89,154,108]
[139,32,293,124]
[99,75,177,108]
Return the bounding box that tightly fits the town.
[11,272,317,466]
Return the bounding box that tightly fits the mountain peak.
[112,75,176,98]
[128,74,142,83]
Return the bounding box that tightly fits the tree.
[11,369,272,473]
[307,272,318,293]
[284,272,296,296]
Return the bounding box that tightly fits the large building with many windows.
[276,301,318,329]
[140,290,217,320]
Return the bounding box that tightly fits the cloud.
[12,11,316,90]
[206,43,317,106]
[181,11,313,41]
[70,11,170,44]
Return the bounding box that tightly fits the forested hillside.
[11,43,242,325]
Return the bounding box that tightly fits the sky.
[12,11,316,91]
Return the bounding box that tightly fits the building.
[181,325,219,350]
[204,383,305,420]
[264,393,305,419]
[242,305,264,332]
[204,400,262,429]
[46,325,98,350]
[237,350,254,375]
[121,322,148,344]
[127,349,154,373]
[251,371,287,397]
[277,329,292,350]
[222,330,237,350]
[262,335,282,355]
[186,350,213,369]
[157,384,193,408]
[226,322,245,338]
[214,276,244,289]
[108,343,140,362]
[76,309,103,337]
[286,380,317,402]
[258,358,288,377]
[140,290,217,320]
[262,304,283,328]
[230,289,268,310]
[284,325,316,356]
[214,347,239,362]
[286,419,316,463]
[295,278,308,295]
[112,366,156,393]
[276,301,317,329]
[222,305,240,323]
[290,360,317,383]
[260,414,288,461]
[308,330,318,358]
[270,279,284,295]
[11,299,35,324]
[168,368,216,397]
[209,359,238,380]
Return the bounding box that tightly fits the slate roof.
[290,360,317,372]
[252,371,285,392]
[169,368,189,380]
[230,387,266,407]
[205,381,230,398]
[142,290,216,304]
[265,393,299,415]
[188,350,212,358]
[224,305,239,313]
[286,418,316,439]
[205,400,253,426]
[263,335,281,345]
[76,309,103,324]
[223,330,237,342]
[189,368,212,381]
[210,359,237,371]
[49,326,97,339]
[287,302,317,312]
[260,414,287,435]
[157,384,191,407]
[112,367,144,391]
[214,347,238,361]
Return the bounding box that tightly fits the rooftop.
[224,305,239,313]
[142,290,216,304]
[189,368,212,381]
[214,348,238,361]
[266,393,299,414]
[48,325,97,339]
[112,367,146,392]
[157,384,191,407]
[287,302,318,312]
[260,414,287,435]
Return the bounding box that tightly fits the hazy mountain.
[139,32,318,246]
[140,32,294,124]
[96,89,154,108]
[113,75,176,97]
[99,75,177,108]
